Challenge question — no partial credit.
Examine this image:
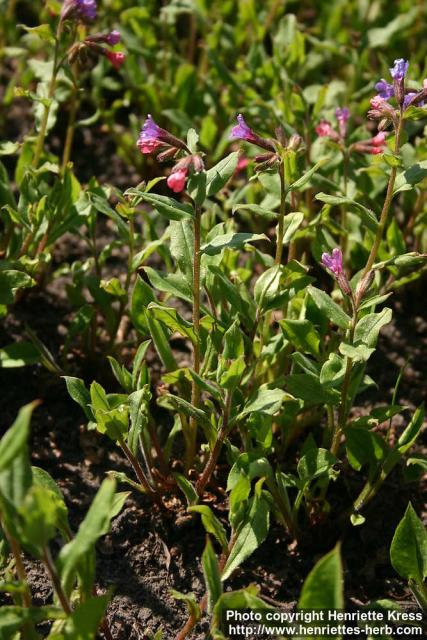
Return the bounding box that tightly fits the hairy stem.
[275,161,286,264]
[195,390,232,496]
[42,545,72,615]
[188,204,202,469]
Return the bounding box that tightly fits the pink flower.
[371,132,387,147]
[167,168,188,193]
[104,50,125,69]
[236,156,249,171]
[370,147,383,155]
[370,95,385,109]
[315,120,333,137]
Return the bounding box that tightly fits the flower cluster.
[229,114,301,171]
[369,59,426,121]
[69,30,126,70]
[137,116,203,193]
[315,107,350,142]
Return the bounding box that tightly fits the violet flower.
[230,114,275,152]
[230,114,258,142]
[389,59,409,81]
[137,115,188,155]
[61,0,97,22]
[321,248,343,276]
[375,79,394,99]
[321,248,351,296]
[105,30,121,46]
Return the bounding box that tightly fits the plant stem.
[1,520,32,608]
[188,204,202,469]
[32,27,62,168]
[174,532,237,640]
[361,114,403,277]
[330,298,357,455]
[275,160,286,264]
[61,66,79,172]
[42,545,72,615]
[119,438,159,501]
[195,390,232,496]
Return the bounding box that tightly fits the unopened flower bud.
[355,270,375,304]
[288,133,302,151]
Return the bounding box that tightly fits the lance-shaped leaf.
[188,505,228,551]
[201,232,267,256]
[202,538,223,614]
[136,192,194,220]
[307,285,351,330]
[206,152,239,196]
[147,303,197,344]
[298,544,343,610]
[315,192,379,232]
[390,503,427,584]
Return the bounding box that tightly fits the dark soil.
[1,259,426,639]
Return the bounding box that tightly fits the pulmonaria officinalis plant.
[2,3,427,638]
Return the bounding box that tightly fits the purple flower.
[403,92,417,109]
[105,30,121,46]
[321,248,343,276]
[389,59,409,81]
[137,115,163,154]
[230,114,257,142]
[375,79,394,99]
[335,107,350,123]
[61,0,97,22]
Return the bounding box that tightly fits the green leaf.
[20,23,55,42]
[188,506,228,551]
[393,160,427,194]
[32,467,70,537]
[0,403,36,472]
[319,353,346,386]
[254,266,282,309]
[282,211,304,243]
[63,377,94,421]
[287,373,341,405]
[390,503,427,584]
[201,232,267,256]
[345,428,388,471]
[0,270,35,304]
[57,478,119,597]
[205,152,239,197]
[202,538,222,614]
[19,485,59,549]
[137,192,194,220]
[396,405,424,454]
[221,487,270,580]
[233,204,278,220]
[354,308,392,347]
[367,9,418,47]
[315,193,378,232]
[60,595,110,640]
[0,342,40,368]
[307,286,351,330]
[297,448,337,484]
[170,589,201,622]
[288,158,329,191]
[173,473,198,506]
[298,544,343,610]
[339,342,375,362]
[281,319,320,356]
[237,387,285,420]
[147,303,196,344]
[169,219,194,281]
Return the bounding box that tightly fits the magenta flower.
[375,79,394,99]
[371,132,387,147]
[104,50,126,70]
[321,248,343,276]
[315,120,333,137]
[230,114,257,142]
[167,168,188,193]
[389,59,409,81]
[105,30,121,46]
